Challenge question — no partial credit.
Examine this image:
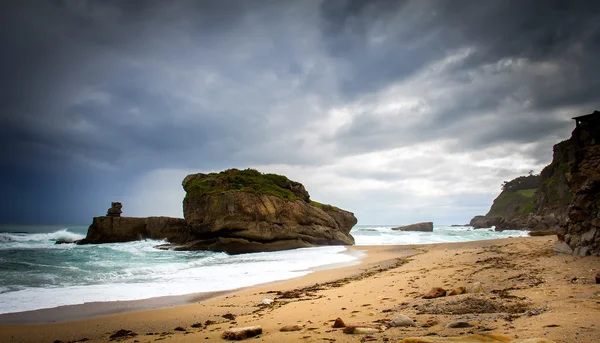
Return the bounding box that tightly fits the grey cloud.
[1,0,599,224]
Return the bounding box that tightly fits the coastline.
[1,237,599,342]
[0,246,369,325]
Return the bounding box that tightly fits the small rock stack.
[106,202,123,217]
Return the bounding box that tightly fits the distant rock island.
[470,110,600,256]
[391,222,433,232]
[79,169,357,254]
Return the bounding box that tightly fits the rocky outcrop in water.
[79,169,357,254]
[391,222,433,232]
[177,169,356,254]
[78,216,190,244]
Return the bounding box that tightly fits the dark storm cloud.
[326,0,600,153]
[1,0,599,223]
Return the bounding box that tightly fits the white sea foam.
[0,245,357,314]
[0,229,85,243]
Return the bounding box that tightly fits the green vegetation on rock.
[486,188,537,218]
[310,200,339,210]
[183,169,298,200]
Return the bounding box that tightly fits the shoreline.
[0,246,369,325]
[1,237,599,342]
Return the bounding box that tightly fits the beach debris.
[361,335,378,342]
[389,314,416,327]
[397,333,557,342]
[448,286,466,296]
[469,282,485,294]
[423,287,446,299]
[222,313,236,320]
[343,324,385,334]
[191,322,202,328]
[596,272,600,284]
[221,326,263,340]
[280,325,302,332]
[446,321,473,328]
[174,326,186,331]
[415,295,533,315]
[332,317,346,328]
[260,297,274,305]
[109,329,137,340]
[204,320,216,325]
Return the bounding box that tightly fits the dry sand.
[1,236,599,343]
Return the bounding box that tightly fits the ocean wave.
[0,229,85,244]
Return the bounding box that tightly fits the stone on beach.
[389,314,416,327]
[468,282,485,294]
[446,321,473,328]
[332,317,346,328]
[260,298,274,305]
[279,325,302,332]
[343,324,385,334]
[448,286,466,296]
[221,326,263,340]
[423,287,446,299]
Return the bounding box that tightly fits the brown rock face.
[106,202,122,217]
[391,222,434,232]
[80,169,357,254]
[180,169,356,254]
[78,216,190,245]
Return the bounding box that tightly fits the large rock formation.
[178,169,356,254]
[79,169,357,254]
[469,110,600,255]
[391,222,433,232]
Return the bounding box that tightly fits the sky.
[1,0,599,225]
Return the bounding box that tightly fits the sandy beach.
[1,236,599,343]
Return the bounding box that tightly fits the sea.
[0,224,528,315]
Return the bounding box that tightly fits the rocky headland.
[78,169,357,254]
[470,110,600,256]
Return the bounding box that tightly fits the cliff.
[79,169,357,254]
[470,110,600,256]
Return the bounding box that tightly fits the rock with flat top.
[392,222,434,232]
[222,326,262,340]
[181,169,357,254]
